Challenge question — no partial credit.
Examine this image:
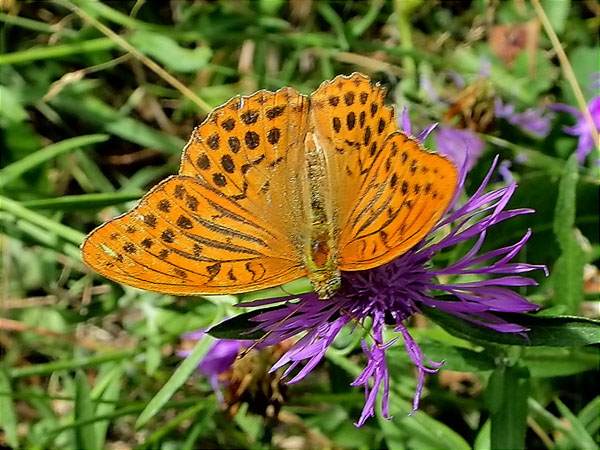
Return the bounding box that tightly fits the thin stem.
[60,0,212,114]
[0,195,85,246]
[394,0,416,87]
[0,37,114,65]
[0,11,72,34]
[531,0,599,171]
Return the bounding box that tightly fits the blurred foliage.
[0,1,599,449]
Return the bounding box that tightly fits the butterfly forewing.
[179,87,310,232]
[310,73,397,227]
[85,87,317,294]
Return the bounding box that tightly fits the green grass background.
[1,1,599,449]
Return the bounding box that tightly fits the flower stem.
[394,0,417,90]
[531,0,600,174]
[58,0,212,114]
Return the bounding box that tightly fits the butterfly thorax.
[303,132,341,299]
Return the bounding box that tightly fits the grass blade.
[0,196,85,245]
[74,371,99,450]
[555,398,599,450]
[488,366,530,450]
[135,336,213,428]
[0,134,109,188]
[22,192,142,210]
[552,153,586,313]
[0,368,19,449]
[0,38,114,65]
[9,351,134,378]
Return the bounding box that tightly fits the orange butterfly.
[82,74,458,299]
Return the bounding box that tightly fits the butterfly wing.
[179,87,311,234]
[83,88,311,295]
[309,73,399,235]
[310,73,456,270]
[337,132,458,270]
[82,176,306,295]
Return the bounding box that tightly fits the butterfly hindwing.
[338,132,458,270]
[82,176,305,295]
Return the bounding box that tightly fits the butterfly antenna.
[236,301,303,360]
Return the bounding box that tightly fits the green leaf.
[74,371,99,450]
[386,394,472,450]
[541,0,571,34]
[555,396,600,450]
[578,396,600,432]
[135,336,213,428]
[207,306,283,340]
[554,154,579,241]
[49,92,184,155]
[91,364,123,450]
[418,341,496,372]
[378,411,408,450]
[552,153,586,313]
[522,347,600,377]
[129,30,212,73]
[422,305,600,347]
[0,85,28,124]
[0,195,86,246]
[259,0,286,15]
[0,368,19,449]
[473,419,491,450]
[487,366,530,450]
[451,46,542,104]
[555,398,599,450]
[563,46,600,103]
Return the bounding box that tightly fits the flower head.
[435,126,485,175]
[495,98,553,138]
[178,330,246,400]
[551,96,600,164]
[234,156,545,427]
[179,331,291,417]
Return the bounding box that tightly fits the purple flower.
[495,99,553,138]
[420,73,440,103]
[236,157,546,427]
[178,330,246,400]
[590,72,600,90]
[434,126,485,175]
[498,160,514,184]
[399,107,437,142]
[550,96,600,165]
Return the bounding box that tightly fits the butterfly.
[82,73,458,299]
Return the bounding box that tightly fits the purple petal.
[435,126,485,176]
[400,107,412,135]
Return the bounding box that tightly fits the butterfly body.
[82,74,458,299]
[302,131,341,298]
